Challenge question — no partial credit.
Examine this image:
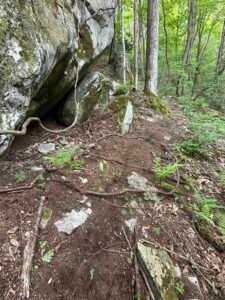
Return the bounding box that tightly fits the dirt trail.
[0,97,225,300]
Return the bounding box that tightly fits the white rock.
[125,218,137,232]
[122,101,133,134]
[38,143,55,155]
[55,208,92,235]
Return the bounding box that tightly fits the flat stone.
[55,208,92,235]
[137,242,178,300]
[128,172,161,203]
[38,143,55,155]
[125,218,137,232]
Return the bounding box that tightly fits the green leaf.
[39,240,48,249]
[152,226,161,235]
[42,250,54,263]
[15,172,26,183]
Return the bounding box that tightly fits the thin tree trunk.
[144,0,159,95]
[177,0,196,96]
[216,19,225,76]
[133,0,139,90]
[183,0,196,66]
[161,0,170,79]
[192,15,218,95]
[121,0,126,83]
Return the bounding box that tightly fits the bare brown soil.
[0,97,225,300]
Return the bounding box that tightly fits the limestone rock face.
[0,0,116,155]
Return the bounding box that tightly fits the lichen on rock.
[137,242,178,300]
[0,0,116,155]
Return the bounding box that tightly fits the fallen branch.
[0,176,40,194]
[21,196,45,299]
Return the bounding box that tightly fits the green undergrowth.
[191,191,225,239]
[177,96,225,156]
[148,91,170,115]
[43,145,84,171]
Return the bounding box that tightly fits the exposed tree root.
[0,176,41,194]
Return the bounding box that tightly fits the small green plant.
[192,191,224,224]
[175,280,185,295]
[152,158,182,181]
[182,174,196,191]
[135,293,142,300]
[127,256,133,264]
[191,191,225,238]
[44,145,84,171]
[152,226,161,235]
[41,250,54,263]
[120,207,134,216]
[97,186,105,193]
[36,174,46,187]
[112,170,123,179]
[39,240,48,249]
[15,172,26,183]
[176,137,207,157]
[218,169,225,188]
[99,160,109,176]
[114,83,129,95]
[89,268,95,281]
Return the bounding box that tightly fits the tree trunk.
[216,19,225,76]
[121,0,126,83]
[177,0,196,96]
[161,0,170,79]
[144,0,159,95]
[133,0,139,90]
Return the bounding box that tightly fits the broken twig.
[21,196,45,299]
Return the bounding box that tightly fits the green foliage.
[114,83,129,96]
[176,138,207,157]
[149,94,170,115]
[36,174,46,187]
[215,212,225,237]
[182,174,196,191]
[127,256,133,264]
[192,191,225,238]
[120,208,134,216]
[175,280,185,295]
[218,169,225,188]
[41,250,54,263]
[43,145,84,171]
[15,172,26,183]
[152,226,161,235]
[39,240,48,249]
[152,157,182,180]
[97,186,105,193]
[176,96,225,156]
[135,293,142,300]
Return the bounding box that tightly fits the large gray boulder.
[0,0,116,155]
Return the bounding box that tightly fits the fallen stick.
[21,196,45,299]
[0,176,40,194]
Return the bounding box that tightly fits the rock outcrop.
[57,71,106,126]
[0,0,116,155]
